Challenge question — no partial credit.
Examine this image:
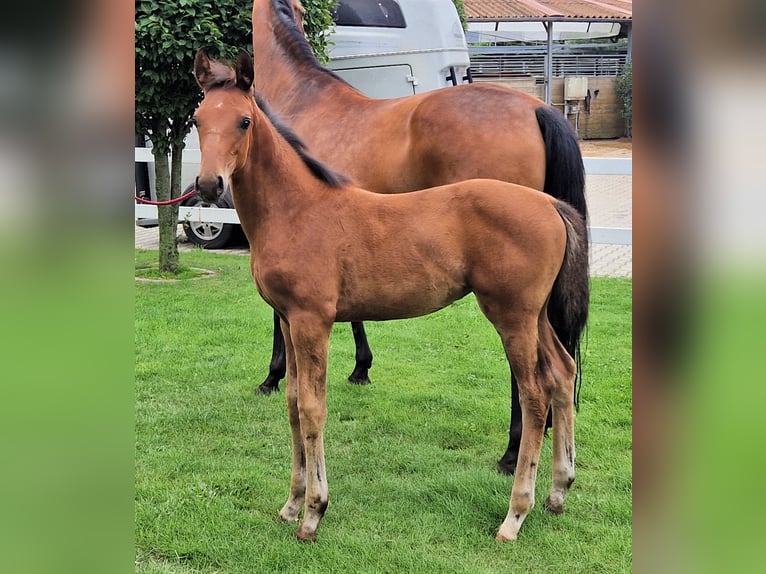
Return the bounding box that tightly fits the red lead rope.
[134,188,198,205]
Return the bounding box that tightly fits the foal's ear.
[235,50,255,91]
[194,49,213,91]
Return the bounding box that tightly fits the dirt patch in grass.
[579,137,632,158]
[135,265,217,282]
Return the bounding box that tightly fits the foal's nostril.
[196,175,222,202]
[195,176,200,193]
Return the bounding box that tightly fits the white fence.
[135,150,632,245]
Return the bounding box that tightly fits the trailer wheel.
[181,184,237,249]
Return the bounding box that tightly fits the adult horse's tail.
[536,105,587,221]
[537,104,589,405]
[551,200,590,407]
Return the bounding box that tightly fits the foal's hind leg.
[497,374,554,475]
[493,322,553,542]
[541,324,577,515]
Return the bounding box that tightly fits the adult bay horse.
[192,49,589,543]
[251,0,588,476]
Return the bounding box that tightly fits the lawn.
[135,248,631,573]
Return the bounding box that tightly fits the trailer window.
[333,0,406,28]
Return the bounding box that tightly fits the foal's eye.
[240,117,252,129]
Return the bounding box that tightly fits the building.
[465,0,632,138]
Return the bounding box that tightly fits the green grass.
[135,249,631,573]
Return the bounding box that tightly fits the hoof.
[496,458,517,476]
[544,496,564,515]
[257,382,280,395]
[295,526,317,542]
[278,501,302,523]
[495,530,517,542]
[347,372,371,385]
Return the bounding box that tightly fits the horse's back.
[350,178,566,275]
[403,84,547,191]
[327,180,561,322]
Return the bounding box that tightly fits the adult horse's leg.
[287,311,332,542]
[258,310,286,394]
[277,318,306,523]
[347,321,373,384]
[497,376,523,474]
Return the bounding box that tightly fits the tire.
[180,184,237,249]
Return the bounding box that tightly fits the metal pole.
[544,20,553,105]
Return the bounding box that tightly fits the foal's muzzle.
[195,175,225,202]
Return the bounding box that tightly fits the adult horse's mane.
[269,0,353,87]
[254,93,350,188]
[195,46,350,188]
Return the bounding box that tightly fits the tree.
[134,0,339,272]
[136,0,251,272]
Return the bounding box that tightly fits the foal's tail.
[536,105,587,222]
[550,200,590,407]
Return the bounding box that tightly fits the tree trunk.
[154,149,179,273]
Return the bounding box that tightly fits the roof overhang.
[467,18,630,42]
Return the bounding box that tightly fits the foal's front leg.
[285,312,332,542]
[278,319,305,522]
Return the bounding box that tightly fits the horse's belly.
[334,279,470,322]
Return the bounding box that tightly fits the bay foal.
[192,50,588,542]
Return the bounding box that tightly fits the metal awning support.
[466,16,632,104]
[544,20,553,104]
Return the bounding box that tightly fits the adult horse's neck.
[252,0,363,117]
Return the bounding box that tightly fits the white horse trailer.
[327,0,471,98]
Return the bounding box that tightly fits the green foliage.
[614,62,632,137]
[451,0,467,31]
[135,0,252,152]
[301,0,337,63]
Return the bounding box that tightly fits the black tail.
[537,105,589,407]
[551,201,590,407]
[536,106,587,222]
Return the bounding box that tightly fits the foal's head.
[192,50,257,202]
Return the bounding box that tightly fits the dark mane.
[269,0,354,88]
[254,93,350,188]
